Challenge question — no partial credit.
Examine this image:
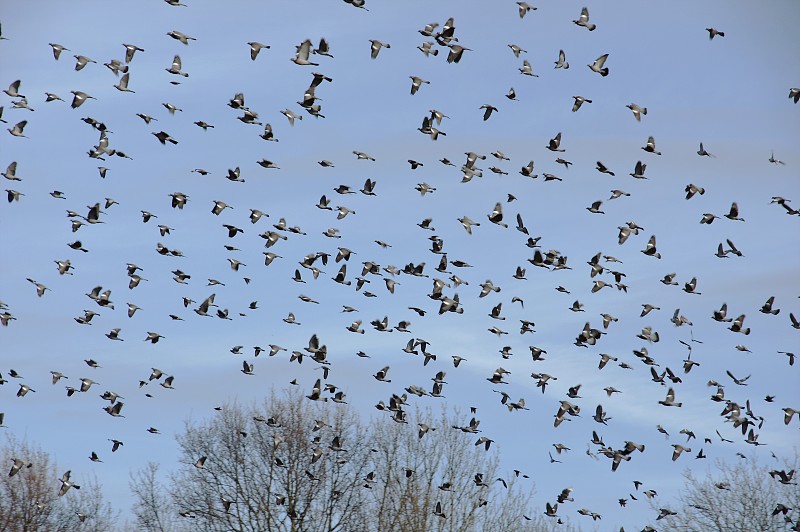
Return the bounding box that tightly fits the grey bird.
[410,76,429,95]
[7,120,28,138]
[446,44,470,64]
[641,235,661,258]
[292,39,319,65]
[572,96,591,112]
[586,200,605,214]
[369,39,390,59]
[508,43,526,57]
[685,183,705,199]
[248,41,270,60]
[480,104,498,121]
[547,132,565,152]
[2,161,19,181]
[114,73,134,93]
[166,55,188,76]
[517,2,537,18]
[626,103,647,121]
[588,54,609,76]
[554,49,569,69]
[488,202,507,228]
[152,131,178,145]
[281,109,302,126]
[167,30,195,44]
[642,136,661,155]
[417,41,438,57]
[3,80,24,99]
[573,7,596,31]
[57,471,80,496]
[596,161,615,176]
[628,161,647,179]
[697,142,714,157]
[8,458,33,477]
[49,43,70,60]
[123,43,144,63]
[724,202,744,221]
[73,55,96,71]
[519,60,538,76]
[659,387,682,407]
[314,37,333,58]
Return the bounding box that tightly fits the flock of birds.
[1,0,799,529]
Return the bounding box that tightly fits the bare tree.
[132,390,567,531]
[129,462,180,532]
[649,454,800,531]
[163,390,374,531]
[0,435,117,532]
[365,407,537,532]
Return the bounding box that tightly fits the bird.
[659,387,682,407]
[292,39,319,65]
[369,39,390,59]
[58,470,80,496]
[683,277,701,295]
[725,202,745,221]
[685,183,705,199]
[104,57,128,76]
[248,41,270,60]
[280,109,302,126]
[73,55,96,71]
[418,41,438,57]
[595,161,615,176]
[487,202,507,228]
[123,43,144,63]
[7,120,28,138]
[641,235,661,259]
[706,27,725,39]
[571,96,591,112]
[573,6,596,31]
[517,2,536,18]
[729,314,750,335]
[507,43,527,58]
[446,44,470,63]
[49,43,70,60]
[769,151,785,165]
[480,104,498,121]
[112,73,134,93]
[642,136,661,155]
[760,296,780,315]
[588,54,609,76]
[554,49,569,69]
[547,132,565,152]
[697,142,715,157]
[626,103,647,121]
[152,131,178,145]
[17,384,35,397]
[586,200,605,214]
[671,444,691,461]
[629,161,647,179]
[166,55,188,76]
[410,76,429,95]
[167,30,195,44]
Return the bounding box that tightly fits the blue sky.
[1,0,799,528]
